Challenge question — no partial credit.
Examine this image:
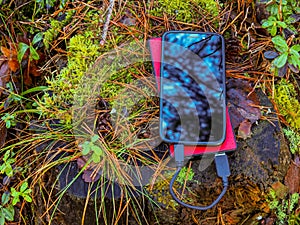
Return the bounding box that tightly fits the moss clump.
[283,128,300,154]
[43,10,74,49]
[149,0,220,23]
[146,167,195,210]
[267,188,300,225]
[274,79,300,130]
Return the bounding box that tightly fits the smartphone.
[160,31,226,145]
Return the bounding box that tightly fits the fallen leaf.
[0,60,10,97]
[271,181,289,199]
[29,62,41,77]
[1,46,20,72]
[0,123,7,147]
[8,60,19,72]
[238,119,252,139]
[227,79,261,134]
[82,169,100,183]
[284,157,300,194]
[264,51,279,60]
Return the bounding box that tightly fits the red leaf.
[284,157,300,194]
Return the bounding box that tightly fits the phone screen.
[160,31,226,145]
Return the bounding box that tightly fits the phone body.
[159,31,226,146]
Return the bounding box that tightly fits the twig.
[100,0,115,46]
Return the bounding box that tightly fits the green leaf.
[3,206,14,221]
[21,86,49,96]
[290,44,300,52]
[270,25,277,36]
[92,153,101,163]
[273,52,288,68]
[82,145,90,155]
[289,54,300,68]
[32,32,43,45]
[272,36,288,52]
[93,145,103,156]
[277,21,287,28]
[3,151,10,162]
[12,196,19,206]
[91,135,99,143]
[262,20,274,28]
[10,188,18,197]
[0,214,5,225]
[20,182,28,193]
[23,189,32,195]
[6,120,11,129]
[23,195,32,203]
[17,42,29,62]
[1,192,10,205]
[29,45,40,60]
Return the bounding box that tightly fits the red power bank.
[148,37,237,156]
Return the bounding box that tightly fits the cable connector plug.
[214,153,230,187]
[174,144,184,169]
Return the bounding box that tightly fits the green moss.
[149,0,220,23]
[43,10,74,49]
[283,128,300,154]
[267,189,300,225]
[146,167,195,209]
[274,79,300,130]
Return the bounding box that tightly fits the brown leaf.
[1,46,17,60]
[1,46,12,58]
[227,79,261,136]
[238,119,252,139]
[8,60,19,72]
[271,181,289,199]
[0,123,7,148]
[0,61,10,97]
[29,63,41,77]
[284,157,300,194]
[23,70,32,85]
[82,169,100,183]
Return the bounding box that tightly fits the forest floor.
[0,0,300,225]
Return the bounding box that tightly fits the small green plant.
[268,188,300,225]
[1,113,16,129]
[0,151,15,177]
[283,128,300,154]
[11,182,32,205]
[271,35,300,70]
[0,192,14,225]
[81,135,103,164]
[18,32,43,62]
[176,166,195,185]
[262,16,288,36]
[264,0,300,35]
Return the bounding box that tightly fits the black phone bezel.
[159,31,227,146]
